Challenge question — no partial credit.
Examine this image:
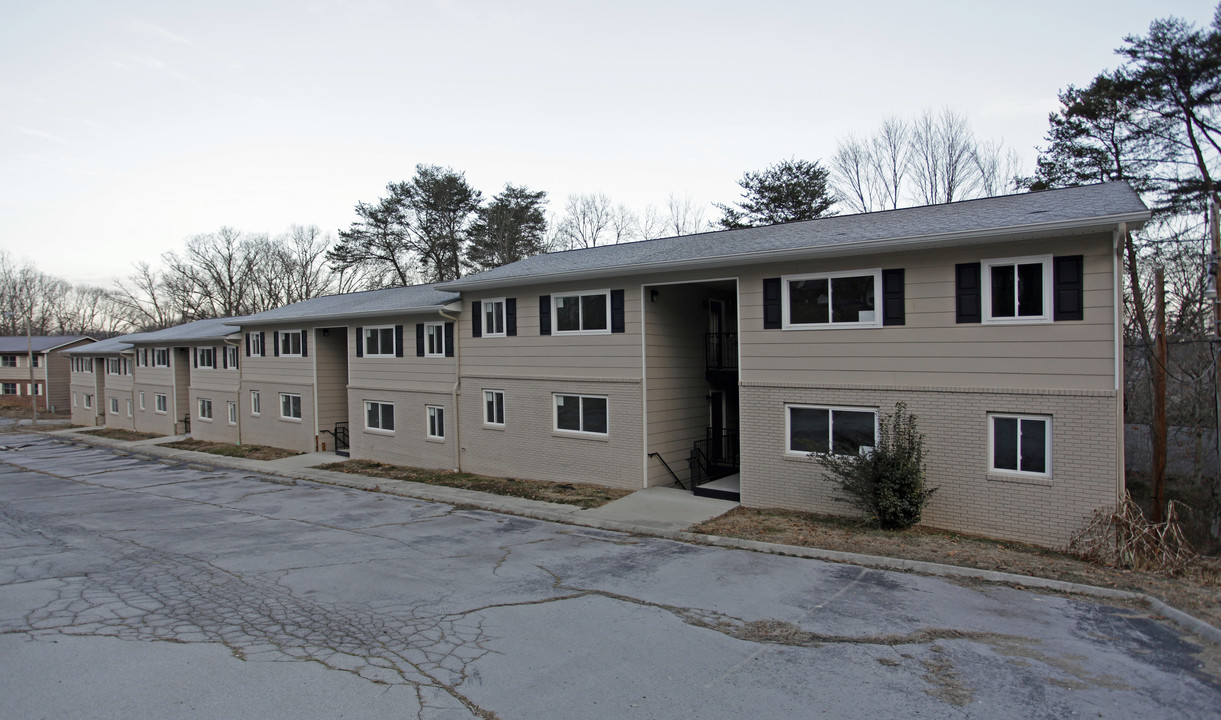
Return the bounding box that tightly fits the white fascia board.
[233,305,457,329]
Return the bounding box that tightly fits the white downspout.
[1114,223,1127,502]
[439,305,462,472]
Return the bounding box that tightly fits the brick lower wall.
[739,382,1120,548]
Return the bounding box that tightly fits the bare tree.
[870,116,911,210]
[161,227,269,319]
[113,261,182,331]
[554,193,615,249]
[832,134,883,214]
[909,107,981,205]
[609,204,639,245]
[666,193,709,235]
[636,204,667,240]
[975,139,1024,197]
[273,224,341,304]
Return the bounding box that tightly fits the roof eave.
[438,211,1149,292]
[234,305,458,327]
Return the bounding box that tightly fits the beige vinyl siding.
[44,348,74,411]
[347,320,455,395]
[238,325,317,385]
[313,328,349,436]
[460,280,643,381]
[738,233,1116,391]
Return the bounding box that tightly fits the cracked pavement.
[0,434,1217,719]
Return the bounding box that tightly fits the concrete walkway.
[32,426,1221,647]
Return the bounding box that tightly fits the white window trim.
[226,346,239,369]
[782,269,882,330]
[250,390,261,416]
[154,393,168,414]
[363,325,397,359]
[552,393,609,437]
[981,255,1053,325]
[784,403,879,457]
[280,392,303,421]
[552,289,612,336]
[364,400,395,434]
[73,392,78,407]
[125,399,132,418]
[138,391,146,411]
[154,348,170,368]
[248,333,264,358]
[280,330,304,358]
[483,298,507,338]
[197,347,216,369]
[483,389,505,427]
[227,401,238,425]
[424,322,446,358]
[198,398,213,421]
[109,397,119,415]
[987,413,1053,479]
[426,404,445,440]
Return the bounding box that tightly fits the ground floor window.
[553,394,608,436]
[139,391,145,411]
[365,400,395,432]
[786,404,877,456]
[426,405,445,439]
[126,399,132,417]
[989,413,1051,477]
[227,401,238,425]
[484,389,505,426]
[251,390,261,415]
[109,397,119,415]
[1,383,16,395]
[83,394,92,409]
[155,393,167,413]
[198,398,213,420]
[280,393,302,420]
[73,392,78,407]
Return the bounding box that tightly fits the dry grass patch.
[316,459,631,509]
[694,506,1221,629]
[77,428,162,442]
[160,439,301,461]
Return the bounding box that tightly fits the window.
[125,399,132,417]
[426,405,445,439]
[280,330,303,357]
[983,256,1051,323]
[226,346,239,369]
[109,397,119,415]
[154,393,167,413]
[197,347,216,369]
[251,390,261,415]
[365,401,395,432]
[227,401,238,425]
[786,404,877,456]
[28,383,41,396]
[1,382,16,395]
[31,355,39,367]
[553,291,609,334]
[783,270,881,328]
[990,414,1051,477]
[136,348,148,367]
[198,398,213,420]
[247,333,264,357]
[139,391,146,411]
[73,392,78,407]
[124,358,132,375]
[83,394,92,409]
[484,390,505,426]
[424,323,446,357]
[364,326,396,358]
[280,393,302,419]
[107,358,121,375]
[154,348,170,367]
[483,299,506,337]
[0,355,16,367]
[554,394,608,436]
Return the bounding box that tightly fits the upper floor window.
[31,355,39,367]
[483,299,506,337]
[247,332,265,357]
[226,346,239,369]
[279,330,304,357]
[154,348,170,367]
[983,256,1051,324]
[424,323,446,358]
[1,355,17,368]
[363,326,396,358]
[196,347,216,369]
[783,270,881,329]
[553,291,610,334]
[106,358,121,375]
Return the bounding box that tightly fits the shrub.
[815,401,935,530]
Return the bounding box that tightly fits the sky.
[1,0,1216,287]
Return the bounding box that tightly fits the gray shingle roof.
[235,284,459,326]
[130,317,241,345]
[0,335,93,353]
[61,335,147,356]
[439,182,1150,291]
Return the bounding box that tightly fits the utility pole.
[1152,266,1167,523]
[26,313,36,426]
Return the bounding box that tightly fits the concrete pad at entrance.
[575,485,737,531]
[263,451,344,472]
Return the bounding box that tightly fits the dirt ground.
[160,439,301,461]
[317,459,633,509]
[75,428,162,442]
[694,507,1221,630]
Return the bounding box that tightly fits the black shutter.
[882,269,905,326]
[273,331,280,357]
[259,331,266,357]
[416,324,425,357]
[245,333,251,357]
[300,331,307,357]
[539,295,551,335]
[506,298,517,336]
[610,289,625,333]
[222,346,228,369]
[1053,255,1084,321]
[955,263,982,324]
[471,301,482,337]
[394,325,404,357]
[355,327,363,357]
[444,322,454,357]
[762,278,782,329]
[192,347,198,368]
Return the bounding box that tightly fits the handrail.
[648,452,687,490]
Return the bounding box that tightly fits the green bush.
[815,402,935,530]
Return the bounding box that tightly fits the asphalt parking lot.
[1,433,1218,719]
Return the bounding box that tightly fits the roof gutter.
[233,304,460,328]
[437,210,1152,292]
